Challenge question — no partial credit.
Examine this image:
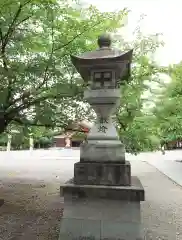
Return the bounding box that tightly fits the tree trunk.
[0,199,4,207]
[0,117,10,134]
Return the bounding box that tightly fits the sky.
[83,0,182,66]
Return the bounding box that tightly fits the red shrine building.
[53,120,92,148]
[165,140,182,150]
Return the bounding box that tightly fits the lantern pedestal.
[59,177,144,240]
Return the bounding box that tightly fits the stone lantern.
[59,34,145,240]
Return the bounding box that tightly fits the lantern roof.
[71,33,133,63]
[70,34,133,83]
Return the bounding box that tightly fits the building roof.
[53,132,74,139]
[53,120,93,139]
[78,120,93,129]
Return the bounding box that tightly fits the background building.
[53,120,92,148]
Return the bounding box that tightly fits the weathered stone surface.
[80,141,125,163]
[86,121,120,141]
[59,218,101,240]
[60,176,144,202]
[74,161,131,186]
[84,88,121,103]
[59,218,142,240]
[59,198,142,240]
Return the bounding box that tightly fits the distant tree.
[153,62,182,143]
[115,27,166,153]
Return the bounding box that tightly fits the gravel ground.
[0,179,63,240]
[0,160,182,240]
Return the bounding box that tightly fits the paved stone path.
[147,159,182,187]
[0,150,182,239]
[132,160,182,239]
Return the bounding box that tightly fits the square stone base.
[59,198,143,240]
[74,161,131,186]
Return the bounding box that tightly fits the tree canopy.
[114,28,166,153]
[0,0,127,134]
[153,62,182,144]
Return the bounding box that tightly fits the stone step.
[74,161,131,186]
[60,176,144,202]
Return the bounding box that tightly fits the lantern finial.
[97,33,111,48]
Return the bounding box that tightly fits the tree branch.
[13,117,53,128]
[13,116,68,130]
[0,52,14,107]
[0,28,3,44]
[36,9,55,90]
[116,113,126,131]
[6,91,73,117]
[7,82,83,115]
[7,82,80,111]
[2,5,22,52]
[55,20,103,51]
[0,2,33,106]
[1,51,8,71]
[1,1,33,53]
